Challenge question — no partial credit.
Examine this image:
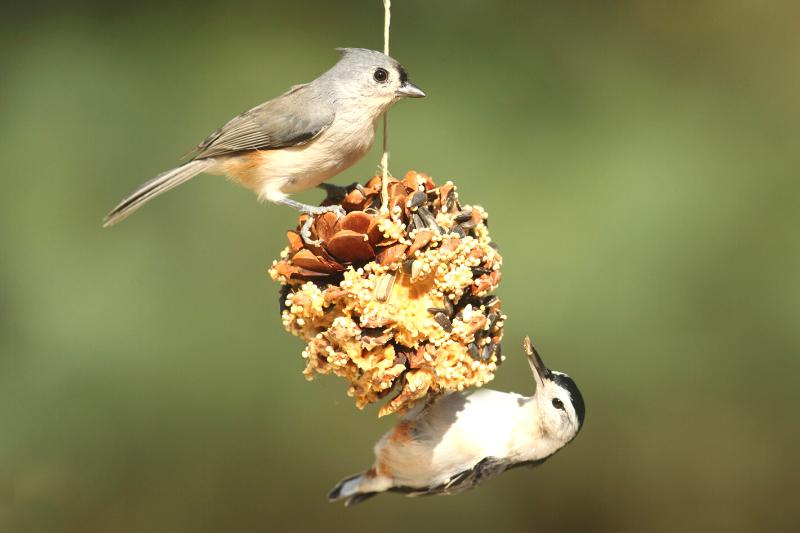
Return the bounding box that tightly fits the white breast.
[378,390,534,488]
[254,113,377,202]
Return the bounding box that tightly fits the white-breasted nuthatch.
[328,337,585,506]
[103,48,425,243]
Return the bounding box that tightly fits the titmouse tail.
[328,473,379,506]
[103,159,215,227]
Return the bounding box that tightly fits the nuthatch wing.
[328,337,585,506]
[103,48,425,243]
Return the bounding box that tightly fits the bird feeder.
[270,171,505,416]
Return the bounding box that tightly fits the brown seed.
[427,307,448,315]
[376,243,408,266]
[434,312,453,332]
[401,258,414,275]
[407,229,434,256]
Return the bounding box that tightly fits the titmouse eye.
[552,398,565,410]
[373,68,389,83]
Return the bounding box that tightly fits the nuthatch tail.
[103,48,425,244]
[329,337,585,506]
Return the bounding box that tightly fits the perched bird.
[103,48,425,242]
[329,337,585,506]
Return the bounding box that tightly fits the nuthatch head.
[329,337,585,506]
[524,336,586,445]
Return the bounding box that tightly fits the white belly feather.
[255,116,377,201]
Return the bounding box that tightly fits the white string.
[380,0,391,209]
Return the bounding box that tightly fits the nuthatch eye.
[329,337,585,506]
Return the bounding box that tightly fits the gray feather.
[190,83,334,159]
[103,159,214,227]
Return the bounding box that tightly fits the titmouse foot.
[317,182,366,203]
[277,198,346,245]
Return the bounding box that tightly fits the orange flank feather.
[220,150,270,191]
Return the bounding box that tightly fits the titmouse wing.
[190,83,334,160]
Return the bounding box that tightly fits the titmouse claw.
[278,198,346,245]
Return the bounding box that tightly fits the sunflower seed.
[454,209,473,223]
[483,295,500,309]
[417,206,444,234]
[411,213,425,231]
[407,191,427,210]
[443,298,454,317]
[434,312,453,332]
[467,343,480,360]
[460,218,477,231]
[489,241,500,251]
[445,190,457,212]
[450,225,466,238]
[472,267,493,276]
[481,342,496,361]
[375,272,396,303]
[427,307,448,315]
[487,312,499,331]
[402,258,414,275]
[278,284,292,315]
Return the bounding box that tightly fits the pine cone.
[270,171,505,416]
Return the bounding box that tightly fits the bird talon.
[297,204,346,245]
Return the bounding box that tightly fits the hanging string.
[380,0,391,210]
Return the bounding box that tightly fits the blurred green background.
[1,1,798,532]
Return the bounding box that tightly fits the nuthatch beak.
[524,335,552,392]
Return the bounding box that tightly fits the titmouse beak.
[396,81,426,98]
[524,336,551,392]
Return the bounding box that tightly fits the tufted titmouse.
[103,48,425,241]
[328,338,586,506]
